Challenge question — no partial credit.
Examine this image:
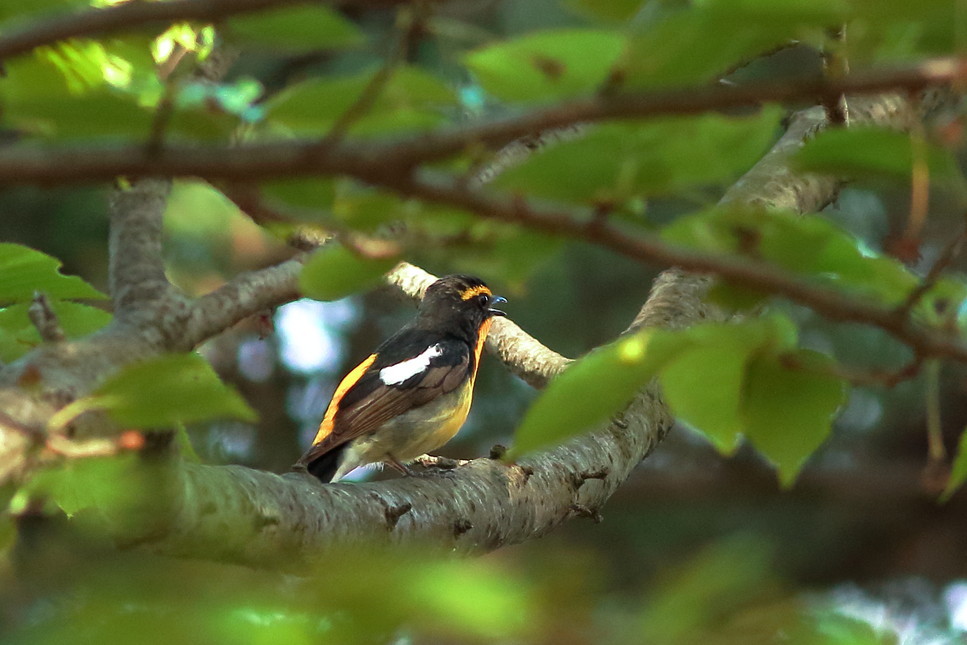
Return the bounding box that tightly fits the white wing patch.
[379,344,443,385]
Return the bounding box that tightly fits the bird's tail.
[295,443,347,483]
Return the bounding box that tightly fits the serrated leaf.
[228,6,363,50]
[0,300,112,362]
[795,127,964,186]
[268,66,455,136]
[497,109,781,204]
[465,28,625,101]
[508,332,669,458]
[0,243,106,304]
[742,350,846,486]
[941,430,967,501]
[299,244,397,301]
[624,0,846,88]
[76,353,256,428]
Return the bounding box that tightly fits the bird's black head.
[418,275,506,337]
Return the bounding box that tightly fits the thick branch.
[108,178,172,316]
[0,59,962,186]
[178,257,305,351]
[0,0,411,62]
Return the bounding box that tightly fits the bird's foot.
[414,454,470,471]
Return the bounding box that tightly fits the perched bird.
[296,274,506,483]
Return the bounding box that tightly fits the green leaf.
[661,340,753,454]
[624,0,846,88]
[941,430,967,501]
[497,109,781,204]
[658,316,797,453]
[464,28,625,101]
[299,244,397,301]
[0,243,106,304]
[227,6,363,50]
[661,207,918,305]
[0,301,112,362]
[60,353,256,429]
[508,332,669,458]
[742,350,846,486]
[267,66,455,136]
[266,65,458,135]
[795,127,964,186]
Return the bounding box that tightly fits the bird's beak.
[488,295,507,317]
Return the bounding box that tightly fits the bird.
[295,274,506,483]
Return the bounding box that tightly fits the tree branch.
[0,0,412,62]
[178,257,305,351]
[0,58,962,186]
[108,178,172,317]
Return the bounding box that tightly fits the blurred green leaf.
[0,0,84,23]
[847,0,960,60]
[464,28,625,101]
[624,0,845,88]
[299,244,397,301]
[508,331,670,458]
[639,534,776,642]
[742,350,846,487]
[267,65,455,136]
[227,6,363,50]
[32,454,140,518]
[795,127,964,187]
[497,108,781,204]
[58,353,256,429]
[0,301,112,362]
[0,243,106,304]
[941,429,967,501]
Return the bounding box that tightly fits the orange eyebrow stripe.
[460,285,492,300]
[312,353,377,444]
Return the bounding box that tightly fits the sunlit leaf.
[497,109,781,204]
[227,5,363,50]
[59,353,257,428]
[742,350,846,486]
[465,29,625,101]
[0,243,106,304]
[0,301,112,362]
[299,244,397,301]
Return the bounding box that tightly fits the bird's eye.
[477,294,490,306]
